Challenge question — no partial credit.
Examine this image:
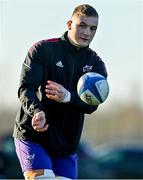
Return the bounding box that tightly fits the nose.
[84,27,91,36]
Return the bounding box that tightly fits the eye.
[78,24,87,28]
[91,26,97,31]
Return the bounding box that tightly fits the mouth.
[80,37,89,41]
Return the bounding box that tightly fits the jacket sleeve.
[69,91,98,114]
[18,41,44,117]
[94,54,108,79]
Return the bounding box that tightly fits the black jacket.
[13,32,108,157]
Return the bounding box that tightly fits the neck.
[67,32,81,48]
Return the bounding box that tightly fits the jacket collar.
[61,31,89,53]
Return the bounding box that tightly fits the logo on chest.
[56,61,64,68]
[83,65,93,72]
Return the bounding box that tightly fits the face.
[67,15,98,47]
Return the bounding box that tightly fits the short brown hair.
[72,4,99,18]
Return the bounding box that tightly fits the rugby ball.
[77,72,109,105]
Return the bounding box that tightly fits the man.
[13,4,108,179]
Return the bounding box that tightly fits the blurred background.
[0,0,143,179]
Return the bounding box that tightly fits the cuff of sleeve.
[62,90,71,103]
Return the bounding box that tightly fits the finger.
[46,94,59,100]
[34,113,46,120]
[32,116,39,126]
[32,116,46,125]
[45,89,57,95]
[36,124,49,132]
[46,84,60,92]
[46,91,64,100]
[32,118,44,126]
[33,125,44,131]
[32,123,44,129]
[33,126,39,130]
[47,80,61,86]
[33,124,43,129]
[46,88,64,97]
[45,84,56,90]
[42,124,49,131]
[46,81,63,91]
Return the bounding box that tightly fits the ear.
[67,20,72,30]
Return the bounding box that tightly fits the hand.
[32,111,49,132]
[45,80,70,102]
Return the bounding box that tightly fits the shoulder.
[41,38,61,47]
[87,48,105,66]
[88,48,108,78]
[28,37,61,54]
[88,48,103,62]
[43,38,60,43]
[31,37,61,48]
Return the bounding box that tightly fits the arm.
[69,91,98,114]
[18,41,48,131]
[45,81,98,114]
[18,42,43,116]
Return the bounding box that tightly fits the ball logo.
[85,90,93,104]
